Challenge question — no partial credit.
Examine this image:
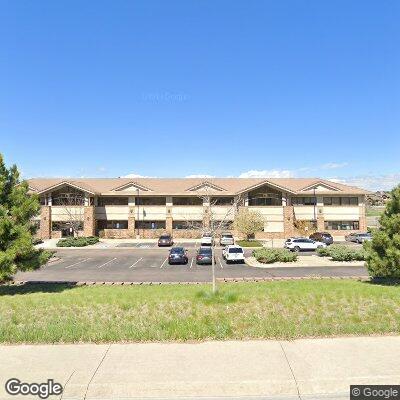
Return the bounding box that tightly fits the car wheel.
[317,245,323,249]
[294,246,301,252]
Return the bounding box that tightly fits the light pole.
[313,188,317,228]
[136,188,140,238]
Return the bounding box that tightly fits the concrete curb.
[7,275,370,286]
[245,255,365,269]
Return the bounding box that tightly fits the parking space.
[14,247,368,283]
[116,241,201,249]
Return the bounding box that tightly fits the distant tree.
[233,209,264,240]
[365,185,400,278]
[0,154,51,281]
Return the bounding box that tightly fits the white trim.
[236,179,297,195]
[37,181,95,195]
[186,181,226,192]
[112,181,152,192]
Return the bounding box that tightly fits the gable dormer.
[186,181,226,193]
[300,181,340,193]
[112,181,152,192]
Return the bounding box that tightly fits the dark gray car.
[309,232,333,245]
[196,247,214,265]
[168,247,188,265]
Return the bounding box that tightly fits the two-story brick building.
[27,177,369,239]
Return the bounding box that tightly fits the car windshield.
[229,248,243,253]
[222,234,233,238]
[170,248,184,254]
[160,235,170,239]
[199,248,212,255]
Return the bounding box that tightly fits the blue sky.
[1,0,399,190]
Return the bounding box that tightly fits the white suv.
[220,233,234,246]
[222,245,245,263]
[201,233,213,246]
[284,237,327,252]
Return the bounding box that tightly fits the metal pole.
[211,240,216,293]
[313,188,317,226]
[137,188,140,237]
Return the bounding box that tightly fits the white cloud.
[120,173,155,178]
[239,169,294,178]
[321,162,349,170]
[329,174,400,191]
[185,174,215,178]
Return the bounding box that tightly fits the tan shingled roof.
[26,177,369,195]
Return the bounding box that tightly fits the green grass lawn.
[236,239,263,247]
[366,207,385,217]
[1,280,399,344]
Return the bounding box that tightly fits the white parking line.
[65,258,90,269]
[190,257,194,268]
[218,257,224,269]
[97,257,117,268]
[129,257,143,268]
[160,258,168,269]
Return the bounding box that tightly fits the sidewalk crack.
[83,344,111,400]
[279,341,302,400]
[60,370,75,400]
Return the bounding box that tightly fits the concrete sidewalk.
[0,336,398,400]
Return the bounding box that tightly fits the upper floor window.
[211,197,234,206]
[135,197,166,206]
[97,197,128,206]
[248,186,282,206]
[323,197,358,206]
[172,197,203,206]
[52,187,85,206]
[291,197,316,206]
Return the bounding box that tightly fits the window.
[97,220,128,229]
[52,221,84,231]
[172,197,203,206]
[135,197,166,206]
[52,187,85,206]
[324,221,360,230]
[323,197,358,206]
[211,220,233,230]
[291,197,317,206]
[173,220,202,229]
[97,197,128,206]
[211,197,234,206]
[135,221,166,229]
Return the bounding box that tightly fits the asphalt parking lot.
[14,246,368,283]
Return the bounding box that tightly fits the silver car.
[220,233,234,246]
[345,232,372,244]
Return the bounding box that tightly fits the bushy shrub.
[57,236,99,247]
[316,246,331,257]
[253,248,297,264]
[365,185,400,278]
[317,244,366,261]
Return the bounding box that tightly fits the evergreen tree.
[0,154,51,281]
[365,184,400,278]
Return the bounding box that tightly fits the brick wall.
[283,206,295,237]
[84,206,95,236]
[40,206,51,239]
[359,204,367,231]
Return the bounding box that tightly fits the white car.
[220,233,234,246]
[284,237,327,252]
[222,245,245,263]
[201,232,213,246]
